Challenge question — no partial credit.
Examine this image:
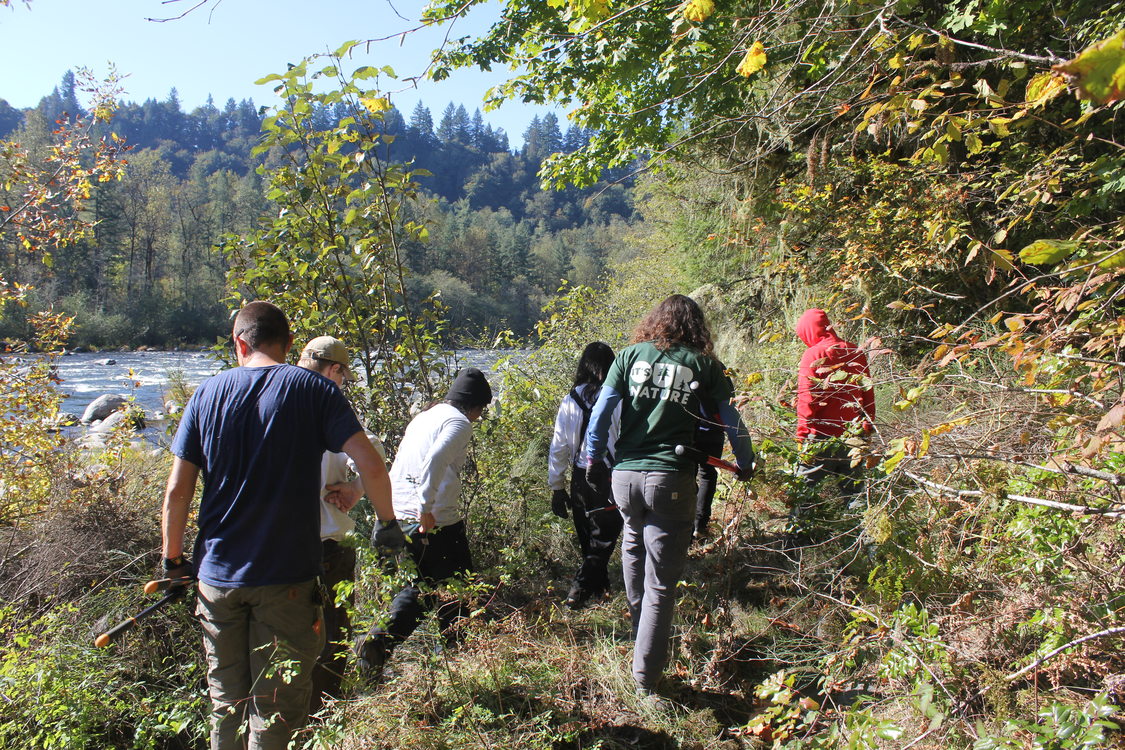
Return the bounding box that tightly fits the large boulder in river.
[81,394,128,424]
[88,410,128,433]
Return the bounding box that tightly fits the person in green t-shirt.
[584,294,756,697]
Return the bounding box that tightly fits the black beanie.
[445,367,492,407]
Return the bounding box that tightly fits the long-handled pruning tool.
[674,443,741,475]
[94,577,194,648]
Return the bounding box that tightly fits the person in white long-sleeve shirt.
[548,342,623,608]
[387,403,475,530]
[354,367,492,682]
[296,336,388,710]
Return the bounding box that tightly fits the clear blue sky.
[0,0,557,145]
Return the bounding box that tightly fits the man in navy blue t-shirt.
[161,301,405,750]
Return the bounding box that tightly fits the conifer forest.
[0,71,633,347]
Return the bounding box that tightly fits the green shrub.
[0,601,207,749]
[974,694,1119,750]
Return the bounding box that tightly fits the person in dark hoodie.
[794,308,876,498]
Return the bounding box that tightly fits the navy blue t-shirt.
[171,364,362,587]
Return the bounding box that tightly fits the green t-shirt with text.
[605,341,733,472]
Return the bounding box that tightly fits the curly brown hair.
[632,294,714,355]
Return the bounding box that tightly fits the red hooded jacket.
[795,309,875,443]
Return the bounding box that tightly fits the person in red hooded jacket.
[794,309,875,498]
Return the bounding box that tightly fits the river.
[52,349,519,422]
[54,350,223,420]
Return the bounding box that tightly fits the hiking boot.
[565,583,592,610]
[353,633,389,686]
[634,681,672,712]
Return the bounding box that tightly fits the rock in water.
[89,411,129,433]
[81,394,128,424]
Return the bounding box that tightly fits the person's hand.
[372,519,406,550]
[325,480,363,511]
[586,461,609,491]
[418,511,437,534]
[161,553,193,580]
[733,454,760,483]
[551,489,570,518]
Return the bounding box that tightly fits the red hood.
[796,309,837,347]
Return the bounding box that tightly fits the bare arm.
[324,478,363,511]
[341,430,394,521]
[162,457,200,559]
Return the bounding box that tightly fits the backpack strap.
[691,378,726,458]
[571,386,614,466]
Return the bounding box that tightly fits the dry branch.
[902,470,1125,518]
[1005,625,1125,682]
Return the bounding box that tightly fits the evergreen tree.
[470,109,486,149]
[408,102,435,144]
[562,125,589,153]
[521,115,543,160]
[435,102,458,143]
[235,99,260,135]
[58,71,82,120]
[191,95,221,151]
[35,71,82,125]
[382,106,406,135]
[539,112,562,155]
[163,88,185,143]
[222,97,239,132]
[492,127,510,153]
[453,104,472,144]
[464,152,519,211]
[0,99,21,138]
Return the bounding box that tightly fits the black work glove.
[585,461,609,491]
[736,455,758,482]
[551,489,570,518]
[372,519,407,551]
[161,554,193,580]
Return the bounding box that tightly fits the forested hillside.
[0,72,634,347]
[2,1,1125,749]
